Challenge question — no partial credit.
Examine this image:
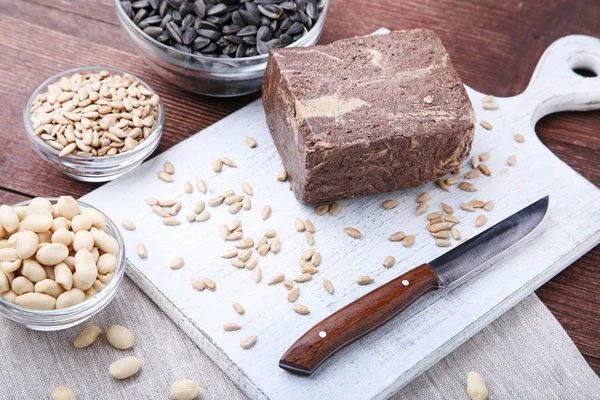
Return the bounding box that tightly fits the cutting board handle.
[522,35,600,122]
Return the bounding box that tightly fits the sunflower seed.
[245,257,258,270]
[223,322,241,331]
[441,202,453,214]
[469,200,485,208]
[431,230,450,239]
[444,214,459,223]
[483,200,494,211]
[382,200,398,209]
[241,182,253,196]
[430,217,443,224]
[170,257,185,270]
[144,198,158,206]
[233,302,244,315]
[479,152,491,162]
[208,196,224,207]
[287,287,300,302]
[480,120,493,130]
[261,205,272,220]
[427,212,442,221]
[465,169,482,179]
[435,239,451,247]
[356,275,373,285]
[188,278,205,291]
[344,227,361,239]
[437,178,450,192]
[121,219,136,231]
[479,164,492,176]
[230,258,245,268]
[482,95,495,103]
[169,203,182,216]
[227,231,243,241]
[268,273,285,285]
[158,171,173,182]
[202,278,216,291]
[212,159,223,172]
[514,133,525,143]
[137,242,147,259]
[276,170,287,182]
[228,202,243,214]
[193,200,205,215]
[315,204,330,215]
[186,214,196,222]
[164,161,175,174]
[294,273,312,283]
[264,229,277,238]
[183,180,193,193]
[222,248,238,259]
[383,256,395,269]
[507,155,517,166]
[445,177,460,185]
[242,197,251,210]
[257,243,270,256]
[301,263,317,274]
[196,211,210,222]
[304,220,315,234]
[460,203,475,212]
[271,237,281,254]
[388,231,406,242]
[235,238,254,249]
[471,155,480,169]
[245,136,257,148]
[253,267,262,283]
[293,303,310,315]
[427,221,454,232]
[284,280,294,290]
[417,192,430,203]
[310,253,321,267]
[163,217,180,226]
[450,227,461,240]
[305,231,315,246]
[402,235,415,247]
[482,102,499,110]
[159,199,176,207]
[300,248,314,261]
[295,218,305,232]
[240,335,256,349]
[330,202,342,216]
[475,215,487,227]
[415,202,428,216]
[195,179,207,193]
[459,182,477,192]
[219,224,230,240]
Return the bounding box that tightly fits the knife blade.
[279,195,549,376]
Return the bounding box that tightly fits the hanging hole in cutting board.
[572,67,597,78]
[569,53,599,78]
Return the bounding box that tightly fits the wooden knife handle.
[279,263,440,375]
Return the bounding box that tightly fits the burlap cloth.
[1,277,598,399]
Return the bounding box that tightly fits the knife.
[280,195,549,376]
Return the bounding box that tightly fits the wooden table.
[1,0,598,374]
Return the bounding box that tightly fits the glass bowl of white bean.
[23,66,164,183]
[0,197,125,331]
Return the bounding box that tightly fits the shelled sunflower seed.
[315,204,329,215]
[120,0,325,58]
[277,170,288,182]
[245,136,257,148]
[29,71,160,158]
[329,202,342,216]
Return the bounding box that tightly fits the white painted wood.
[81,33,600,400]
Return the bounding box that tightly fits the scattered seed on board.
[442,203,454,214]
[245,257,258,270]
[202,278,216,291]
[428,222,455,233]
[164,161,175,175]
[261,205,272,220]
[186,214,195,222]
[437,179,450,192]
[268,273,285,285]
[430,217,443,224]
[287,287,300,302]
[507,155,517,166]
[482,102,499,110]
[389,231,406,242]
[144,198,158,206]
[191,279,205,291]
[482,95,495,103]
[257,243,270,256]
[223,323,241,332]
[315,204,330,215]
[240,336,257,349]
[300,248,315,261]
[184,181,193,193]
[451,227,462,240]
[480,120,493,130]
[196,211,210,222]
[238,249,252,262]
[435,239,451,247]
[276,170,288,182]
[271,237,281,254]
[293,304,310,315]
[483,201,494,211]
[233,302,244,315]
[193,200,205,215]
[137,242,147,259]
[52,386,77,400]
[461,203,475,212]
[170,257,185,270]
[295,218,305,232]
[323,279,334,294]
[245,136,257,148]
[465,169,482,180]
[227,231,242,241]
[514,133,525,143]
[445,214,459,223]
[417,192,430,203]
[356,275,374,285]
[479,152,491,162]
[415,202,428,216]
[344,227,361,239]
[236,238,254,249]
[74,326,103,349]
[241,182,253,196]
[402,235,415,247]
[311,252,321,267]
[470,200,485,208]
[220,157,237,167]
[305,231,315,246]
[264,229,276,238]
[195,179,207,194]
[212,159,223,173]
[471,155,480,169]
[427,212,442,221]
[158,171,173,182]
[445,177,460,185]
[479,164,492,176]
[242,197,251,210]
[382,200,398,209]
[383,256,395,269]
[159,199,176,207]
[475,215,487,227]
[228,202,243,214]
[163,217,180,226]
[330,202,342,216]
[121,219,135,231]
[459,182,477,192]
[305,219,315,233]
[294,273,312,283]
[253,268,262,283]
[284,280,294,290]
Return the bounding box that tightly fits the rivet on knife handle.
[279,264,441,376]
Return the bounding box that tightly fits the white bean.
[0,248,18,262]
[55,288,85,309]
[12,276,34,295]
[21,259,47,283]
[28,197,53,214]
[43,265,55,280]
[0,225,5,239]
[170,380,201,400]
[106,324,135,350]
[80,208,106,229]
[51,386,77,400]
[57,196,80,220]
[73,249,98,290]
[97,253,117,274]
[467,371,489,400]
[15,230,39,259]
[72,230,94,252]
[13,206,28,222]
[1,259,22,273]
[83,287,96,300]
[52,228,73,247]
[0,205,19,233]
[74,325,102,348]
[2,269,14,284]
[91,228,119,254]
[92,279,107,291]
[36,230,52,243]
[36,243,69,266]
[14,292,56,310]
[71,214,92,232]
[35,279,65,298]
[1,290,17,303]
[51,217,70,232]
[97,272,114,284]
[22,212,53,232]
[0,269,9,293]
[54,262,73,290]
[109,356,141,380]
[51,204,60,218]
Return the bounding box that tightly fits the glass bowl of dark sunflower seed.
[114,0,330,97]
[24,66,164,183]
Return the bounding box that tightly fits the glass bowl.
[23,66,164,183]
[0,199,125,331]
[114,0,330,97]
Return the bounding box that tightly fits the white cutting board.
[82,33,600,399]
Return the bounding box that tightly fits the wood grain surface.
[1,0,598,373]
